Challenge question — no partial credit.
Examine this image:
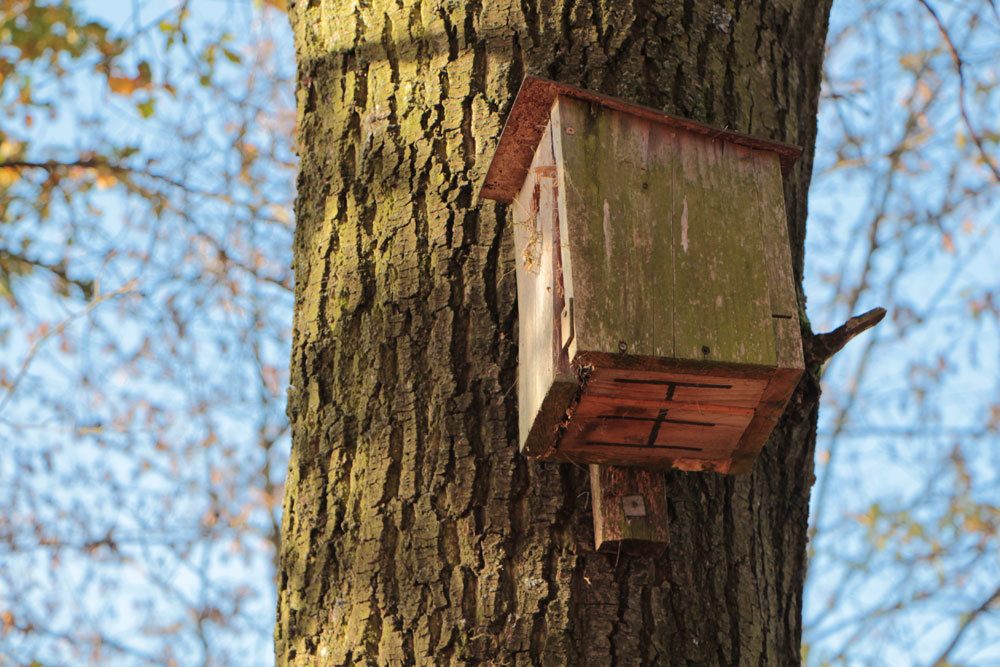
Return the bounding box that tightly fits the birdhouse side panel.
[512,123,576,456]
[728,151,805,473]
[752,150,804,373]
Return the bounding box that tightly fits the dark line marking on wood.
[645,409,668,446]
[771,313,793,319]
[584,441,704,452]
[598,414,716,427]
[613,378,733,389]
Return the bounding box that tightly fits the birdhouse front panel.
[482,78,804,474]
[553,97,779,368]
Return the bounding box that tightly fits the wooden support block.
[590,464,668,554]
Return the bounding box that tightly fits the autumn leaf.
[107,75,139,95]
[941,232,955,253]
[0,167,20,187]
[107,61,153,96]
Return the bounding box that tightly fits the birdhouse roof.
[480,76,802,203]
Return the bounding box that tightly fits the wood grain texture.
[726,151,806,474]
[754,150,806,371]
[550,97,784,368]
[590,465,669,553]
[544,363,764,467]
[556,97,670,358]
[670,135,776,366]
[511,123,576,456]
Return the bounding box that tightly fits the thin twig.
[0,249,95,297]
[0,281,137,416]
[931,584,1000,666]
[916,0,1000,181]
[0,157,222,196]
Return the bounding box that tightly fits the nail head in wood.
[622,495,647,517]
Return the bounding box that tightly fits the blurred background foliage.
[0,0,294,664]
[805,2,998,664]
[0,0,995,665]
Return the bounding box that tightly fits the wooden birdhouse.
[480,77,804,478]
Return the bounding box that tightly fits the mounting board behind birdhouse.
[590,465,668,553]
[482,78,804,475]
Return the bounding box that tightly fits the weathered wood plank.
[671,136,777,367]
[752,150,805,372]
[571,394,757,424]
[583,366,767,407]
[512,123,576,456]
[555,96,671,358]
[572,394,756,417]
[549,100,577,361]
[647,121,679,359]
[568,417,748,451]
[560,383,755,464]
[721,151,804,475]
[589,464,669,553]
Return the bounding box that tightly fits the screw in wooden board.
[641,182,649,190]
[565,126,576,135]
[622,495,647,518]
[701,345,711,355]
[618,340,628,354]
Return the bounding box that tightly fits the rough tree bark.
[277,1,833,664]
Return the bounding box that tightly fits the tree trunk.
[277,1,832,664]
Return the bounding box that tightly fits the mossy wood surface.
[551,97,781,367]
[279,1,832,664]
[556,98,672,359]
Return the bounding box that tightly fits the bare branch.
[0,281,137,416]
[915,0,1000,182]
[0,157,203,193]
[932,584,1000,666]
[807,307,887,366]
[0,249,95,298]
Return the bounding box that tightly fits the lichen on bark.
[277,1,833,664]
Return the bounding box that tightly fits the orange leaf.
[941,233,955,254]
[108,75,139,95]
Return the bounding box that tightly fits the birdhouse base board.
[528,354,801,474]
